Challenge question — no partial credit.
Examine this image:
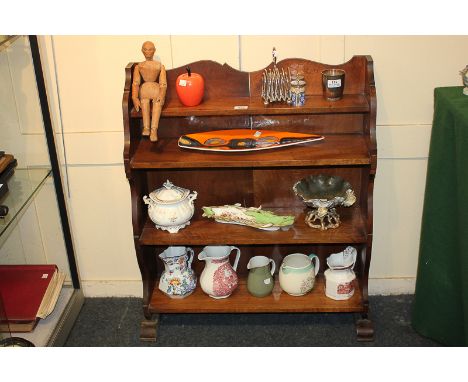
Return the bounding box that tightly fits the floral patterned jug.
[198,246,241,299]
[159,246,197,298]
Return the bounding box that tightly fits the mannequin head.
[141,41,155,60]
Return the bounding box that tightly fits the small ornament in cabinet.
[158,246,197,299]
[293,174,356,230]
[198,246,241,299]
[175,66,205,106]
[202,204,294,231]
[324,246,357,301]
[247,256,276,298]
[143,180,197,233]
[131,41,167,142]
[279,253,320,296]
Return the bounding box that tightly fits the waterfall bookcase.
[123,55,377,342]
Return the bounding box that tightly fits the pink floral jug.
[198,246,241,299]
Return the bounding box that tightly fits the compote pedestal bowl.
[293,174,356,230]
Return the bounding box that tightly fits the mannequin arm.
[158,65,167,106]
[132,66,141,111]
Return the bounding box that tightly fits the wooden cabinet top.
[123,55,377,174]
[125,55,374,117]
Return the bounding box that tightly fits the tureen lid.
[148,180,190,204]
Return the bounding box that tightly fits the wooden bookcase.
[122,55,377,342]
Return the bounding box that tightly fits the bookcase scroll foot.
[140,314,159,342]
[355,314,374,342]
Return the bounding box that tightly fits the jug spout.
[281,264,294,274]
[248,256,276,276]
[198,251,207,261]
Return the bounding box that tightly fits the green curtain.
[412,87,468,346]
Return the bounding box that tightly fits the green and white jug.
[279,253,320,296]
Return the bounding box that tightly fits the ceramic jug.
[279,253,320,296]
[198,246,241,299]
[324,268,355,300]
[324,246,357,300]
[247,256,276,297]
[158,246,197,298]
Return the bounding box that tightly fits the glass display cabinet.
[0,35,83,346]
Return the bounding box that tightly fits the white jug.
[324,268,356,300]
[324,246,357,300]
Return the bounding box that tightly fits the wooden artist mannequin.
[132,41,167,142]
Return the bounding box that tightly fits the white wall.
[34,35,468,297]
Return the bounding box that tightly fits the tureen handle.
[188,191,198,203]
[143,195,153,205]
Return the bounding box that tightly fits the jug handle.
[187,247,195,267]
[269,259,276,275]
[231,246,241,271]
[308,254,320,276]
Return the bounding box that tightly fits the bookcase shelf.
[130,134,371,169]
[149,276,364,314]
[130,94,370,118]
[140,207,367,246]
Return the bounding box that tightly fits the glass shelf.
[0,35,20,53]
[0,168,52,239]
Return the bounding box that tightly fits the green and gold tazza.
[202,204,295,231]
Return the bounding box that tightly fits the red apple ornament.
[176,67,205,107]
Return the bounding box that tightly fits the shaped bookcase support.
[123,55,377,342]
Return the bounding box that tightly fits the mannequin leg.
[140,99,150,136]
[150,100,163,142]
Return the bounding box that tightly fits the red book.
[0,264,58,324]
